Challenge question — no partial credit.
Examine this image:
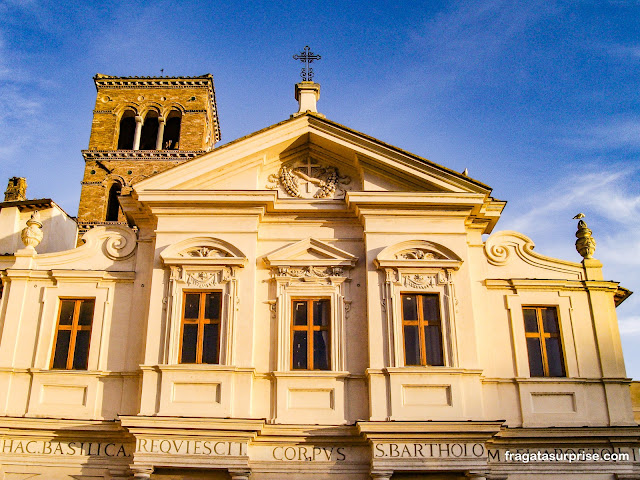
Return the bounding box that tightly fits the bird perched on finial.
[573,213,585,219]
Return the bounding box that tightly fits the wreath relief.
[268,160,350,199]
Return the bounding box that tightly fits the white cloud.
[352,1,563,127]
[619,316,640,336]
[504,166,640,235]
[410,0,556,68]
[606,43,640,59]
[566,118,640,150]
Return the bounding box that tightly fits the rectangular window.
[51,298,95,370]
[401,293,444,366]
[180,291,222,364]
[291,299,330,370]
[523,306,565,377]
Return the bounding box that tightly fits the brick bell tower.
[77,74,221,235]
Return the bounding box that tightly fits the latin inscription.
[136,438,246,456]
[1,439,132,457]
[272,446,347,461]
[374,442,486,459]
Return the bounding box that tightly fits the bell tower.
[77,74,221,234]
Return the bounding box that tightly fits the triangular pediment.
[133,114,492,197]
[264,238,358,268]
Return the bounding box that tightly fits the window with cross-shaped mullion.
[51,298,95,370]
[180,291,222,364]
[401,293,444,366]
[291,298,330,370]
[523,306,565,377]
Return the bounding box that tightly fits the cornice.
[94,75,213,89]
[0,416,128,433]
[484,278,621,292]
[82,150,205,161]
[357,420,504,438]
[119,416,265,435]
[346,191,486,208]
[492,426,640,440]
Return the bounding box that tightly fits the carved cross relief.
[267,156,351,199]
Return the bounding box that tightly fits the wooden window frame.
[523,305,565,377]
[179,290,222,364]
[290,297,331,370]
[50,298,95,370]
[401,293,444,366]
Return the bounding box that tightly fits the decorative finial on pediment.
[574,213,596,259]
[21,210,43,249]
[292,46,322,115]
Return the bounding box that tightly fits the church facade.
[0,74,637,480]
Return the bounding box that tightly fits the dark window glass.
[542,308,559,333]
[184,294,200,319]
[313,300,329,326]
[52,330,71,369]
[526,337,544,377]
[293,301,307,325]
[78,300,95,326]
[422,295,440,322]
[403,325,420,365]
[58,300,75,325]
[546,337,565,377]
[73,330,91,370]
[205,292,221,320]
[181,324,198,363]
[202,323,220,364]
[292,331,308,369]
[424,325,444,366]
[523,308,538,332]
[313,331,330,370]
[402,295,418,321]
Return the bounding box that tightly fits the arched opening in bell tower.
[140,110,160,150]
[163,110,182,150]
[117,110,136,149]
[105,181,122,221]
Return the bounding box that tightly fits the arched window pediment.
[375,240,462,270]
[161,237,247,267]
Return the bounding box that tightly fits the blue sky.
[2,0,639,375]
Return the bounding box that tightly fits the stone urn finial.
[574,213,596,259]
[21,210,43,249]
